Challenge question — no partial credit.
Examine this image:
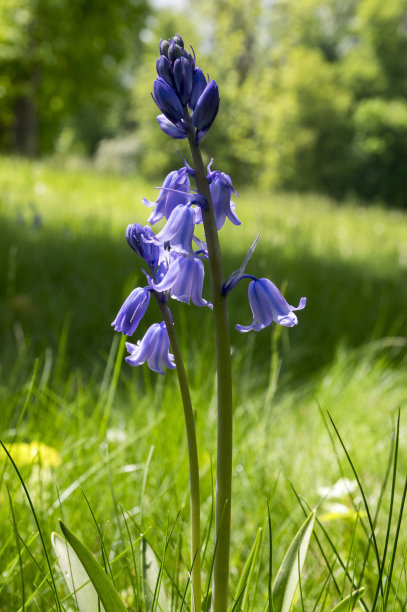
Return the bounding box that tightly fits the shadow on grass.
[0,214,406,390]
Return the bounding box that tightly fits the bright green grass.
[0,156,406,610]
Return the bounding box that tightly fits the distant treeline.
[1,0,407,207]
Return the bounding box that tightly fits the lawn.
[0,155,406,610]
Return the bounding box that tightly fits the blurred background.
[2,0,407,206]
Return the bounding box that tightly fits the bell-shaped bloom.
[189,67,207,110]
[151,253,212,308]
[143,168,190,224]
[209,170,240,230]
[190,80,219,142]
[153,77,184,125]
[157,114,188,139]
[236,278,306,332]
[153,204,196,253]
[126,224,161,270]
[125,322,176,374]
[173,57,193,105]
[112,287,151,336]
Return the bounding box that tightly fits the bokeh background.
[1,1,407,609]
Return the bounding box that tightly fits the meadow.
[0,154,406,610]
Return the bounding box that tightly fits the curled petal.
[157,114,188,140]
[125,322,176,374]
[236,278,306,333]
[152,254,212,308]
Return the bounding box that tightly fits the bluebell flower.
[151,253,212,308]
[153,77,184,125]
[156,55,174,87]
[207,166,240,230]
[191,80,219,142]
[153,204,196,254]
[112,287,152,336]
[157,114,188,139]
[126,224,161,270]
[143,168,190,224]
[236,278,306,332]
[125,322,176,374]
[173,57,193,105]
[189,67,207,110]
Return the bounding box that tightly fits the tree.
[0,0,149,155]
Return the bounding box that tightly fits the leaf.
[59,520,127,612]
[51,532,105,611]
[272,510,316,612]
[233,527,262,610]
[142,540,168,611]
[330,588,365,612]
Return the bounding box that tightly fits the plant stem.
[157,299,201,612]
[186,125,233,612]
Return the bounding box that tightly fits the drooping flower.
[125,322,176,374]
[143,167,190,224]
[157,114,188,139]
[126,224,161,270]
[151,253,212,308]
[208,167,240,230]
[153,203,196,254]
[236,278,306,332]
[112,287,151,336]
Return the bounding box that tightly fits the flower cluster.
[112,34,306,373]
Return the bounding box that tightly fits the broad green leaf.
[272,510,316,612]
[51,532,104,611]
[59,520,127,612]
[330,588,365,612]
[233,527,262,610]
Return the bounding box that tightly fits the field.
[0,155,406,610]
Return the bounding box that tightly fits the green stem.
[157,299,201,611]
[186,126,233,612]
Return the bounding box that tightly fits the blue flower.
[191,80,219,142]
[125,322,176,374]
[189,67,207,110]
[207,166,240,230]
[157,114,188,139]
[143,168,190,224]
[126,224,161,270]
[151,253,212,308]
[153,77,184,125]
[173,56,193,105]
[236,278,306,332]
[112,287,152,336]
[153,203,196,254]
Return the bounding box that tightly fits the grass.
[0,155,406,610]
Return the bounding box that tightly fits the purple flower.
[157,114,188,139]
[153,77,184,125]
[151,253,212,308]
[143,168,190,224]
[207,168,240,230]
[173,56,193,105]
[125,322,176,374]
[126,224,161,269]
[112,287,151,336]
[189,67,207,110]
[236,278,306,332]
[191,80,219,142]
[153,204,196,254]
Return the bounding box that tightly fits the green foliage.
[0,0,149,154]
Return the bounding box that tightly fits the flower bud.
[159,38,170,57]
[168,42,183,62]
[171,33,184,48]
[190,80,219,141]
[173,57,193,105]
[156,55,174,86]
[126,224,161,269]
[189,67,207,110]
[153,77,184,124]
[157,114,188,139]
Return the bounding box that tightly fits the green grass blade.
[272,510,315,612]
[59,520,127,612]
[233,527,263,611]
[329,588,365,612]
